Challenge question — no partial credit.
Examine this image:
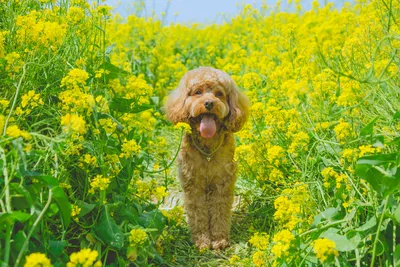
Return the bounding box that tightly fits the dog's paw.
[195,235,211,251]
[196,240,211,251]
[211,239,229,250]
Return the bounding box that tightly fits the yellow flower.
[271,230,295,258]
[267,145,285,166]
[161,206,184,225]
[313,238,339,263]
[358,145,381,158]
[24,252,53,267]
[334,119,352,143]
[89,175,111,193]
[67,248,102,267]
[0,115,5,133]
[249,232,269,250]
[174,122,192,134]
[252,251,265,267]
[0,99,10,109]
[153,186,168,201]
[229,254,241,265]
[120,139,141,158]
[6,125,31,140]
[61,69,89,90]
[129,228,147,246]
[71,205,81,222]
[61,114,87,135]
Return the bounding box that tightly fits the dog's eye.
[216,91,223,97]
[195,90,202,95]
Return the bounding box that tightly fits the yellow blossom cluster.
[89,174,112,194]
[313,238,339,263]
[15,90,44,116]
[271,230,295,258]
[66,248,102,267]
[24,252,53,267]
[129,228,147,247]
[61,114,87,135]
[273,183,312,231]
[6,125,31,140]
[16,10,67,51]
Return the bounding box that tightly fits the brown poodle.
[165,67,250,250]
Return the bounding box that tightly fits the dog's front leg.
[208,174,236,250]
[180,174,211,250]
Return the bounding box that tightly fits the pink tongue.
[200,115,216,139]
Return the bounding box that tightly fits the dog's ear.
[225,81,250,132]
[165,75,190,124]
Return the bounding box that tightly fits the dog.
[165,67,250,250]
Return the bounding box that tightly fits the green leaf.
[49,240,67,257]
[320,230,361,252]
[0,211,30,225]
[360,117,379,137]
[355,217,377,232]
[109,98,153,114]
[394,244,400,267]
[103,60,129,80]
[356,153,397,165]
[394,204,400,225]
[138,210,166,238]
[311,207,340,227]
[76,201,96,218]
[23,172,59,188]
[51,186,71,227]
[356,153,400,197]
[11,231,26,262]
[95,207,124,249]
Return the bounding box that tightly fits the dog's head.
[165,67,250,138]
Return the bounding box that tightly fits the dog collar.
[191,135,224,161]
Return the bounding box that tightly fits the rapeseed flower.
[24,252,52,267]
[67,248,101,267]
[129,228,147,246]
[313,238,339,263]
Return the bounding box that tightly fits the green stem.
[3,64,26,136]
[15,190,53,267]
[370,196,389,267]
[4,223,12,265]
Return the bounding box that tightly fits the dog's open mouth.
[199,114,217,139]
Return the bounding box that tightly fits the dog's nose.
[204,100,214,110]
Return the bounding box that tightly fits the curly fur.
[165,67,250,250]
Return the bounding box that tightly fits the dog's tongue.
[200,115,216,139]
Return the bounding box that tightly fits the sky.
[104,0,352,24]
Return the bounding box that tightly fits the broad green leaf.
[311,207,340,227]
[10,231,26,262]
[356,165,400,197]
[360,117,378,137]
[0,211,30,225]
[320,230,361,252]
[394,244,400,267]
[51,186,71,227]
[10,183,34,208]
[24,172,59,188]
[394,204,400,225]
[49,240,67,257]
[109,98,153,114]
[95,207,124,249]
[355,217,377,232]
[138,210,166,238]
[103,60,129,80]
[76,201,96,218]
[356,153,397,165]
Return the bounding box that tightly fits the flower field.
[1,0,400,266]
